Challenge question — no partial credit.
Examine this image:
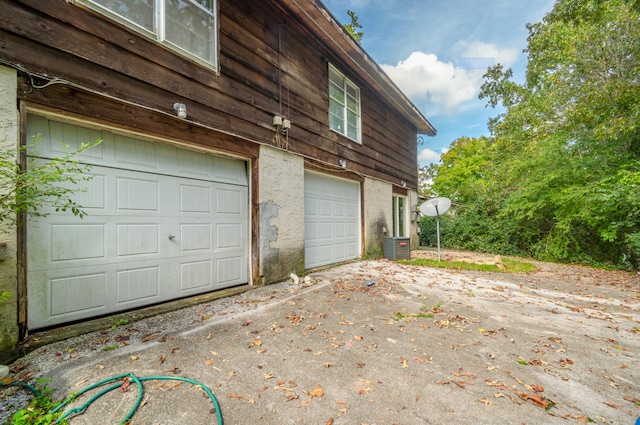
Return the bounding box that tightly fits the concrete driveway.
[3,258,639,424]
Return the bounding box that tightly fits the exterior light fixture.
[338,159,347,169]
[173,103,187,118]
[401,180,406,187]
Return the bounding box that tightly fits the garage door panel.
[216,188,243,214]
[216,256,244,285]
[51,224,105,261]
[28,117,248,185]
[180,224,212,251]
[304,173,360,268]
[117,177,159,211]
[50,273,106,316]
[180,260,212,290]
[117,267,159,303]
[180,185,211,213]
[48,118,105,160]
[333,201,345,217]
[319,222,333,238]
[72,174,107,210]
[216,223,243,249]
[117,224,159,256]
[27,115,249,329]
[114,134,157,169]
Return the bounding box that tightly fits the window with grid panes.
[329,64,361,143]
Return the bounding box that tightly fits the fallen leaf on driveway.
[141,333,157,343]
[227,393,255,404]
[519,393,552,409]
[570,414,592,423]
[307,387,324,398]
[477,398,493,406]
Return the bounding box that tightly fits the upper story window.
[80,0,218,70]
[329,64,361,143]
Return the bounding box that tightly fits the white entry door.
[304,172,360,268]
[26,115,249,329]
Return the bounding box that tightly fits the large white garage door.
[304,172,360,268]
[26,115,249,329]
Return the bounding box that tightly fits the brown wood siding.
[0,0,419,187]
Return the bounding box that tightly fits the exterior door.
[304,172,360,268]
[26,115,249,329]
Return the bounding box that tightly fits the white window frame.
[328,64,361,143]
[78,0,219,71]
[392,195,407,237]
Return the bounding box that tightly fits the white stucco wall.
[408,190,420,249]
[362,178,421,255]
[0,65,19,362]
[362,177,392,258]
[258,145,305,282]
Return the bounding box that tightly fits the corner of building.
[0,65,20,364]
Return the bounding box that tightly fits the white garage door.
[26,115,249,329]
[304,172,360,268]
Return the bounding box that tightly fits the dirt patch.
[412,248,505,266]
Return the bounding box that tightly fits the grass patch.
[397,257,537,273]
[9,378,68,424]
[102,344,119,351]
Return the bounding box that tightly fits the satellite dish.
[418,197,451,261]
[419,197,451,217]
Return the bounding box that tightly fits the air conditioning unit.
[383,237,410,260]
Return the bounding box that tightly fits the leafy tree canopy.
[424,0,640,269]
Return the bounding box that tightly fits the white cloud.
[380,42,519,115]
[418,148,442,163]
[453,40,519,67]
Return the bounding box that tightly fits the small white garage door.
[304,172,360,268]
[26,115,249,329]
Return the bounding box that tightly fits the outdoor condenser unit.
[383,237,410,260]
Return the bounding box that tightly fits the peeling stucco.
[258,145,305,283]
[362,177,391,257]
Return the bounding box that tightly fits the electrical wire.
[0,58,404,186]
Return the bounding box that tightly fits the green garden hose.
[6,373,223,424]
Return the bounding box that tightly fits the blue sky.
[322,0,556,165]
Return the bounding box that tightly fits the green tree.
[0,134,99,302]
[428,136,490,204]
[343,10,364,43]
[430,0,640,268]
[0,135,101,228]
